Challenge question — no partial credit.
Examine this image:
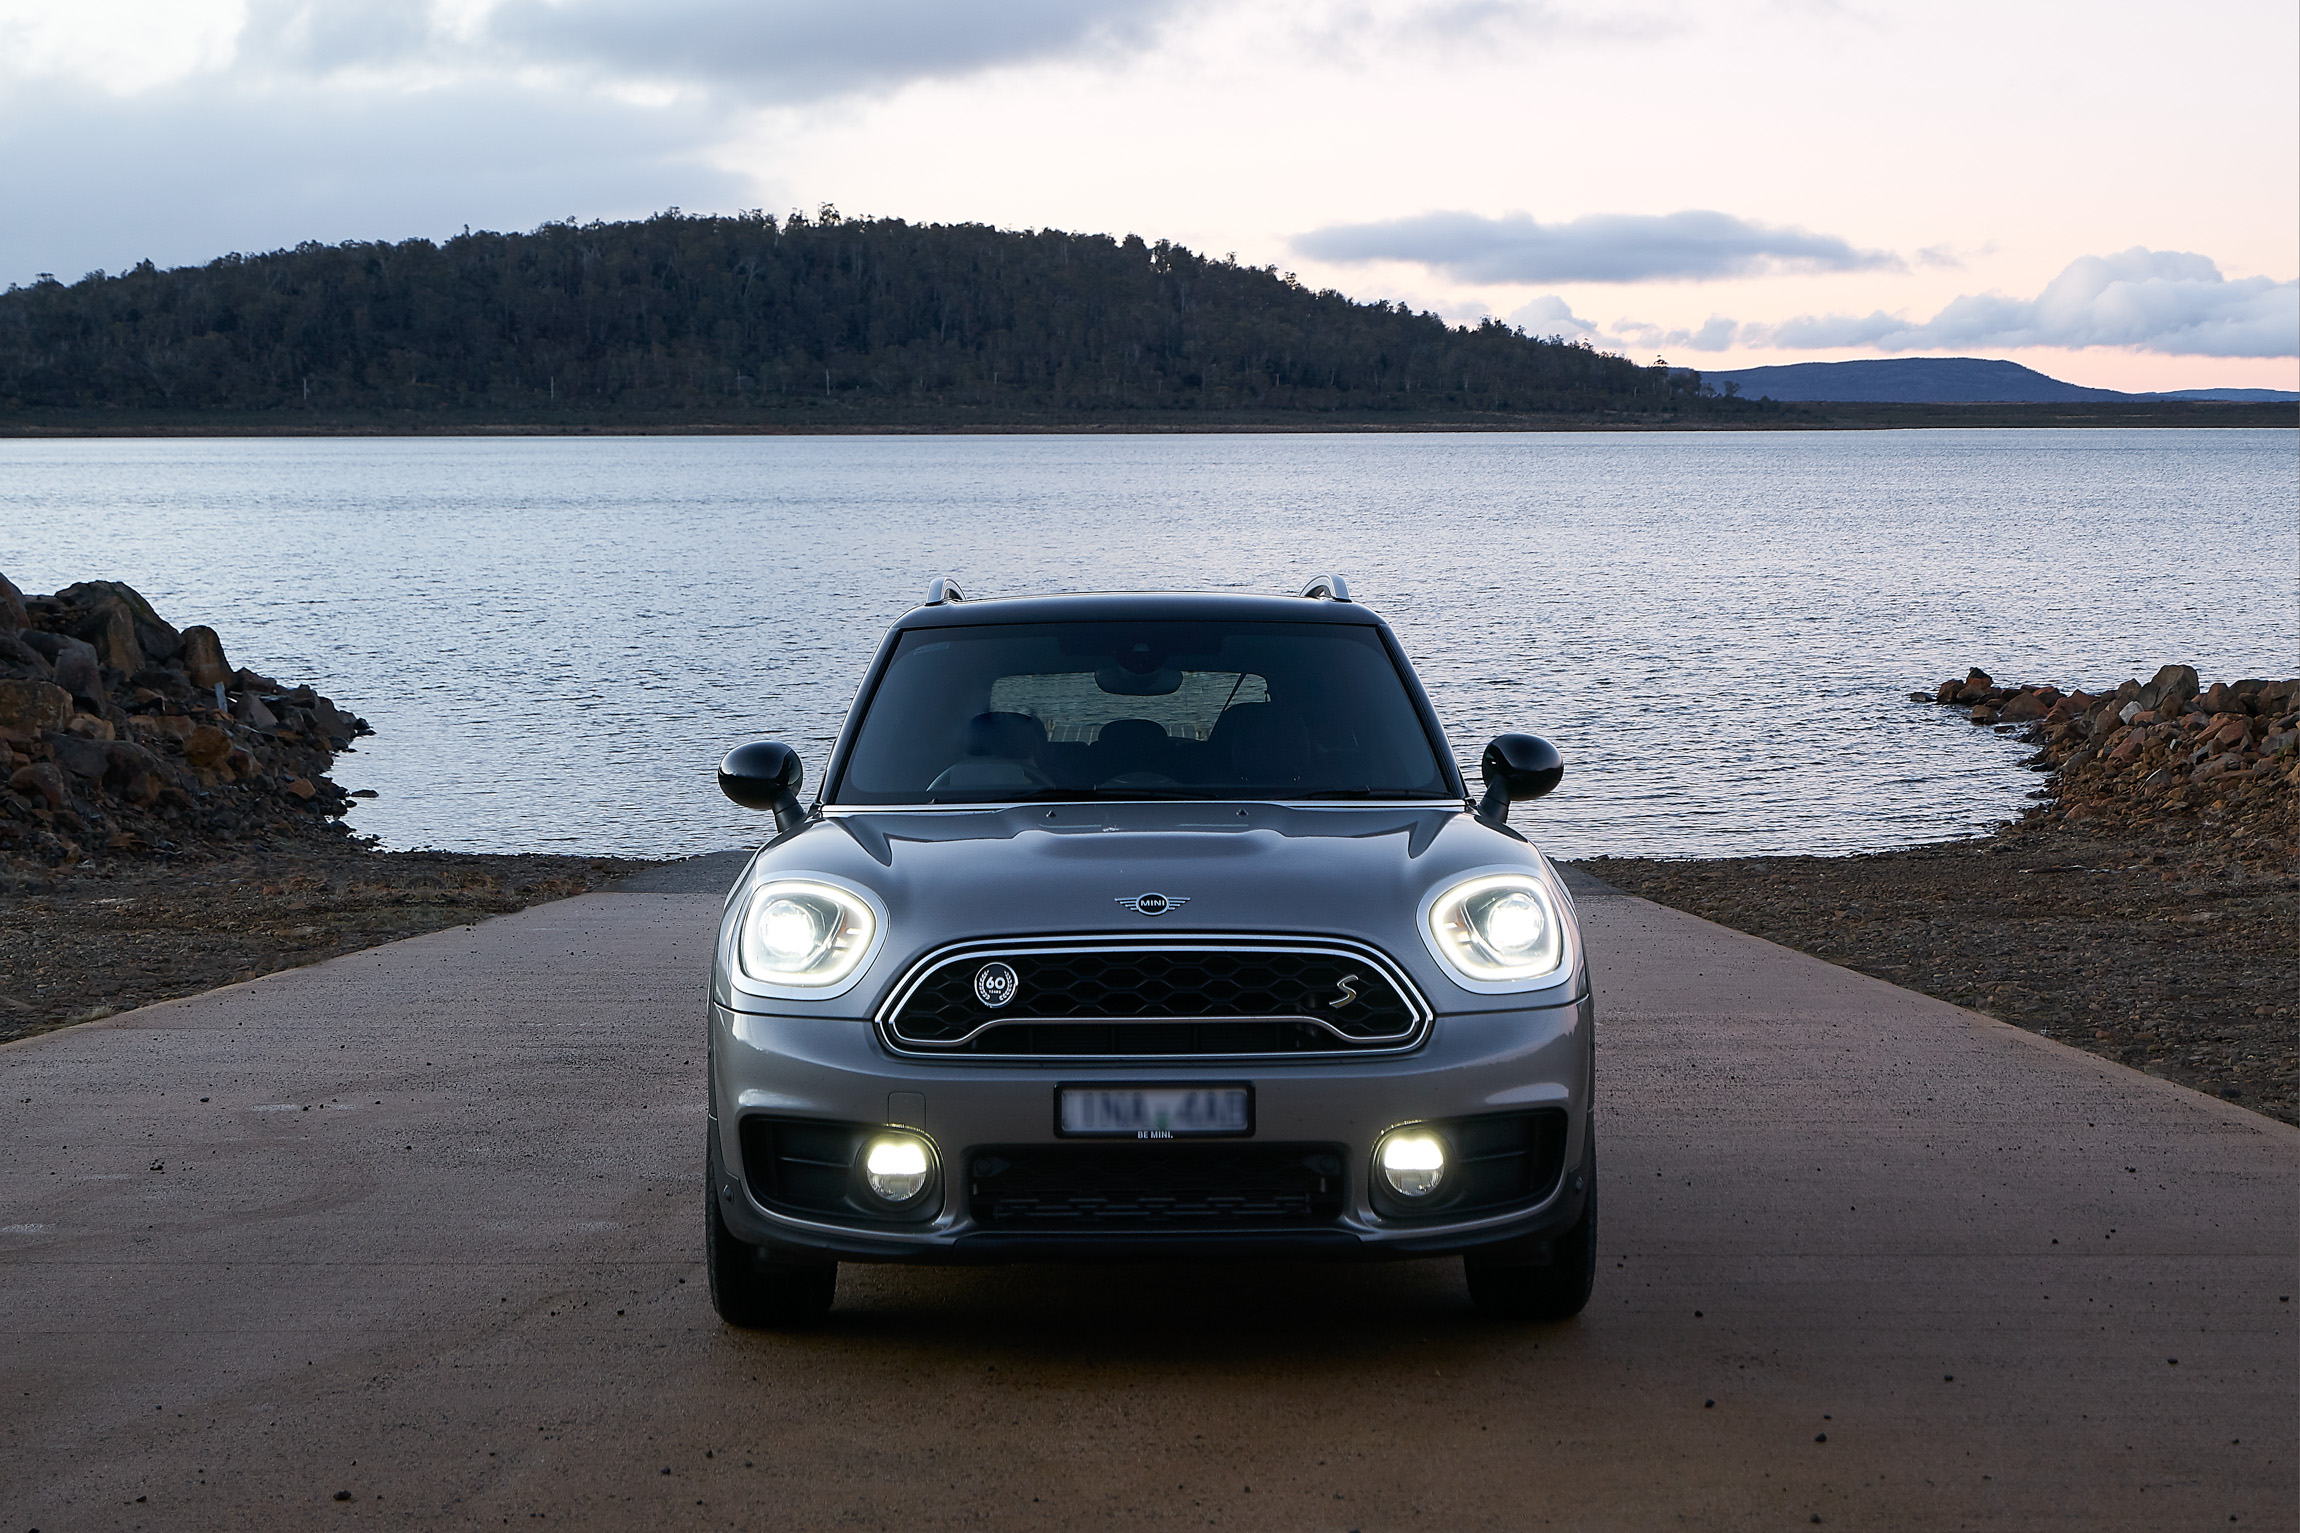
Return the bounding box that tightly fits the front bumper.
[709,993,1594,1263]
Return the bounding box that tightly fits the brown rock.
[1969,705,1999,725]
[183,725,232,768]
[285,777,318,800]
[180,626,231,689]
[0,570,25,634]
[63,713,116,741]
[0,679,73,742]
[101,740,168,799]
[1934,680,1961,704]
[73,596,144,675]
[8,760,67,809]
[1999,693,2049,722]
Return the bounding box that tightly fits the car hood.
[715,802,1583,1017]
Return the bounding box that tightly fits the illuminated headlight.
[861,1134,934,1205]
[1377,1130,1447,1198]
[1423,872,1566,986]
[736,879,877,987]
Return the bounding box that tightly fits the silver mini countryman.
[705,579,1594,1324]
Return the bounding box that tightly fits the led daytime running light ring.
[1419,869,1570,990]
[734,876,885,995]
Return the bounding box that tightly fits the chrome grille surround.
[875,934,1434,1060]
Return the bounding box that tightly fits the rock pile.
[1918,664,2298,840]
[0,572,371,869]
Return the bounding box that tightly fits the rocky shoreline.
[1,572,373,866]
[1581,663,2298,1127]
[0,575,646,1042]
[1918,662,2295,851]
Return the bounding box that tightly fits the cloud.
[1293,209,1902,284]
[1755,248,2299,358]
[1300,0,1678,54]
[1502,295,1739,356]
[481,0,1188,97]
[0,77,750,285]
[234,0,448,76]
[1506,293,1599,335]
[1603,314,1740,354]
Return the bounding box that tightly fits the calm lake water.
[3,429,2292,860]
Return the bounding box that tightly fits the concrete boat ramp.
[3,856,2292,1529]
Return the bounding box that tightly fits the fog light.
[862,1135,932,1204]
[1378,1131,1447,1197]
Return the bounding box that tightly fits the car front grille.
[968,1143,1347,1230]
[876,937,1431,1059]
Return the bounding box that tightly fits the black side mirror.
[719,741,807,833]
[1475,734,1563,826]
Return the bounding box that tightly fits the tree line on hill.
[0,209,1759,423]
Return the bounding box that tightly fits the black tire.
[706,1177,837,1328]
[1464,1130,1597,1321]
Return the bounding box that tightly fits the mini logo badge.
[1116,892,1189,917]
[1330,974,1361,1009]
[973,962,1020,1007]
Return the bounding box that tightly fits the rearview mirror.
[719,741,807,833]
[1474,734,1563,827]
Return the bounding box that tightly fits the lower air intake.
[967,1143,1348,1230]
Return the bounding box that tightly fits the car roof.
[891,590,1386,630]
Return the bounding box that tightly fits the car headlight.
[1423,871,1566,986]
[736,879,878,988]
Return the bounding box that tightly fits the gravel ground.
[0,844,650,1045]
[1572,814,2297,1127]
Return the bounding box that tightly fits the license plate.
[1057,1085,1252,1139]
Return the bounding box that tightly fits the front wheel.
[706,1182,837,1328]
[1464,1130,1597,1321]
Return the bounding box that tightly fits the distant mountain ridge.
[1701,357,2296,404]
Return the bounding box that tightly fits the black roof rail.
[1299,575,1351,602]
[924,577,966,606]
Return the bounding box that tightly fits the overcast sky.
[3,0,2293,390]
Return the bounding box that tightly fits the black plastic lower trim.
[718,1176,1590,1265]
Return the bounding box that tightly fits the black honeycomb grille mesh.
[883,944,1424,1057]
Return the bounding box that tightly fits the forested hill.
[0,210,1742,425]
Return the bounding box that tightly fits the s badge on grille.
[973,962,1020,1007]
[1116,892,1189,917]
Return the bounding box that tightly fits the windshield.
[832,620,1453,804]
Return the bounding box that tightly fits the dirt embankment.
[1578,664,2298,1127]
